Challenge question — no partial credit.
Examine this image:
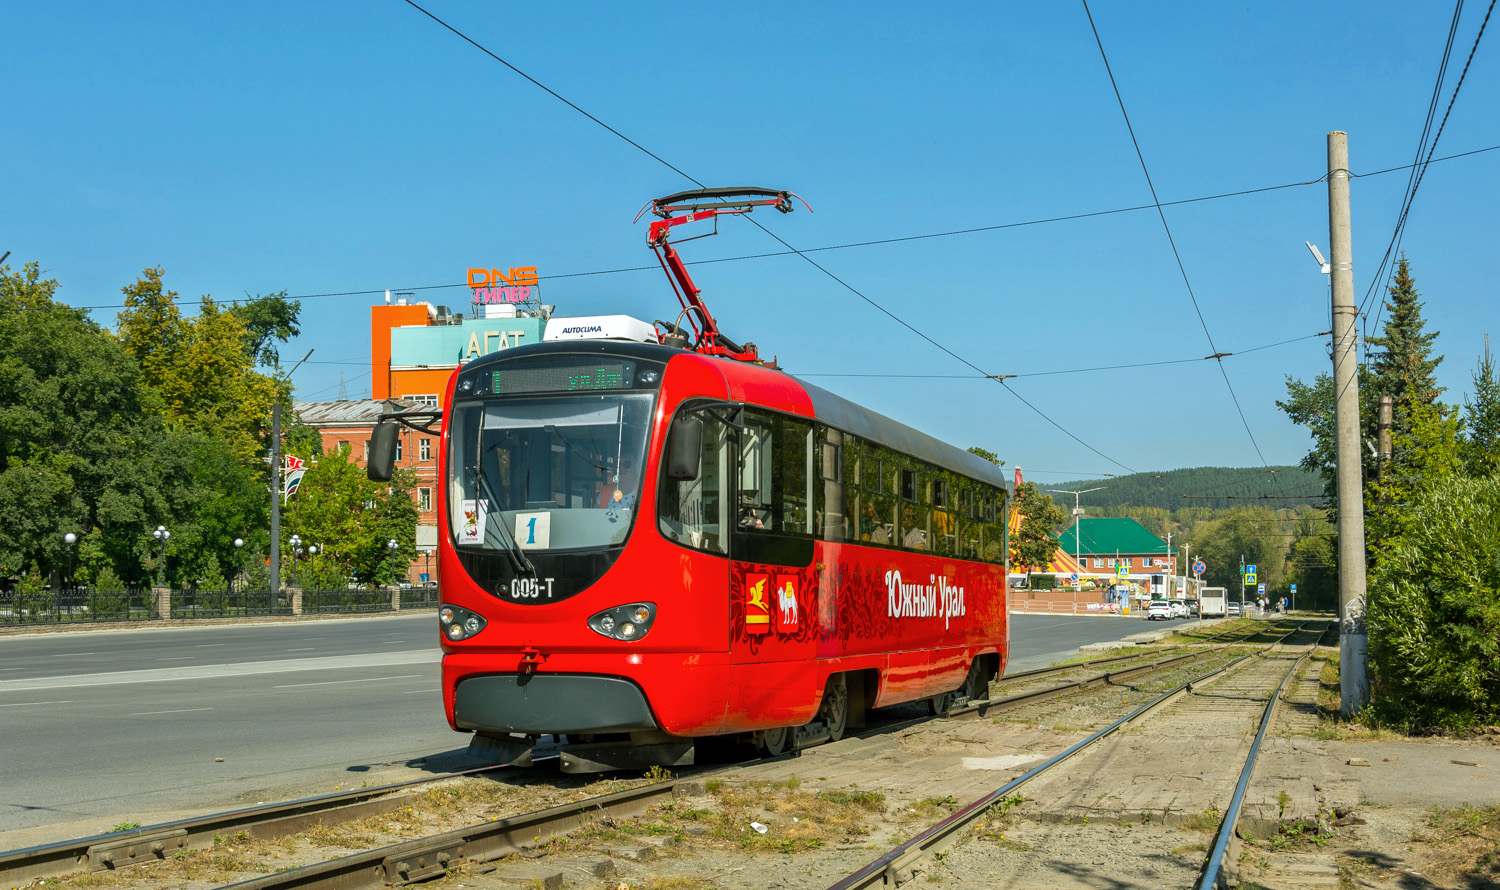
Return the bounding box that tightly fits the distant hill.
[1025,466,1324,512]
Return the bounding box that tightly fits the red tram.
[370,190,1011,771]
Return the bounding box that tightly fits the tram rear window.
[493,360,635,395]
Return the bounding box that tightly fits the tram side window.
[658,409,730,554]
[932,471,958,557]
[859,443,899,547]
[978,485,1007,564]
[900,468,931,551]
[817,428,847,542]
[737,410,814,537]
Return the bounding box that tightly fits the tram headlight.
[588,602,656,641]
[439,603,487,642]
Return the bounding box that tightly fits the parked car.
[1146,599,1173,620]
[1185,598,1200,617]
[1227,601,1243,616]
[1168,598,1189,618]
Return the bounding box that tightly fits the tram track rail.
[0,619,1297,890]
[823,620,1331,889]
[955,617,1292,724]
[0,764,510,887]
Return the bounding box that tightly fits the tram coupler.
[517,646,546,673]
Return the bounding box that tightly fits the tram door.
[729,410,818,668]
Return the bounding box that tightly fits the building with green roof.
[1056,517,1175,595]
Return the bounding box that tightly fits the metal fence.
[171,588,281,619]
[0,585,438,627]
[0,588,153,625]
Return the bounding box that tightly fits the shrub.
[1030,574,1056,590]
[1367,475,1500,730]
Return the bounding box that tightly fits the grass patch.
[1266,820,1335,852]
[109,821,142,832]
[1410,803,1500,885]
[630,782,887,853]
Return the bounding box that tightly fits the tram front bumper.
[453,673,659,735]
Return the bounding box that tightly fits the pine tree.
[1365,255,1443,419]
[1465,335,1500,476]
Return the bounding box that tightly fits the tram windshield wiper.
[475,447,538,580]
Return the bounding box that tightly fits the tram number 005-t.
[510,577,556,600]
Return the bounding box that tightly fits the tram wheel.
[927,689,960,717]
[819,675,849,742]
[757,725,791,757]
[960,658,990,704]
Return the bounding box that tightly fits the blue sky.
[5,2,1497,484]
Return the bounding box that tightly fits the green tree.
[1463,336,1500,476]
[1,262,163,586]
[1367,475,1500,730]
[1366,255,1444,420]
[114,268,295,464]
[1009,482,1065,573]
[228,291,301,367]
[966,446,1004,467]
[1184,507,1287,592]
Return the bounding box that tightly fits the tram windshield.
[448,393,655,552]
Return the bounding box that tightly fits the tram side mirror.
[666,417,704,481]
[368,421,399,482]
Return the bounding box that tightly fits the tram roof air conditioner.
[543,315,658,344]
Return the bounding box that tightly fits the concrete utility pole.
[270,400,281,596]
[1328,131,1370,715]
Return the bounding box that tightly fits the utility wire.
[14,144,1499,314]
[1359,0,1475,325]
[797,331,1326,381]
[403,1,1139,473]
[1081,0,1274,477]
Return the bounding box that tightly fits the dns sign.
[468,266,538,305]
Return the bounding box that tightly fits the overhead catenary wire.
[1080,0,1277,480]
[14,144,1499,314]
[1359,0,1487,327]
[399,0,1141,473]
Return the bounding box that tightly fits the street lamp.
[152,525,170,587]
[63,532,77,589]
[387,539,400,587]
[1045,488,1104,607]
[288,534,302,587]
[233,538,244,592]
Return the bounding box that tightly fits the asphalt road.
[0,610,1153,845]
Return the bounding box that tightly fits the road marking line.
[275,675,420,689]
[0,700,71,707]
[158,656,194,660]
[286,648,316,652]
[0,651,440,692]
[402,688,441,694]
[195,644,225,648]
[51,652,94,656]
[130,707,215,716]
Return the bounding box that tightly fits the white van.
[1199,587,1228,618]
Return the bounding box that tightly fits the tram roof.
[464,340,1008,490]
[796,379,1010,490]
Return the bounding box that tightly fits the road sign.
[1258,582,1266,594]
[1192,560,1205,576]
[1116,562,1128,578]
[1069,573,1079,583]
[1290,583,1297,594]
[1245,564,1257,585]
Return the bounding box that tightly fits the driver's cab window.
[657,407,730,554]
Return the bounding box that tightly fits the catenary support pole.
[270,401,281,599]
[1328,130,1369,714]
